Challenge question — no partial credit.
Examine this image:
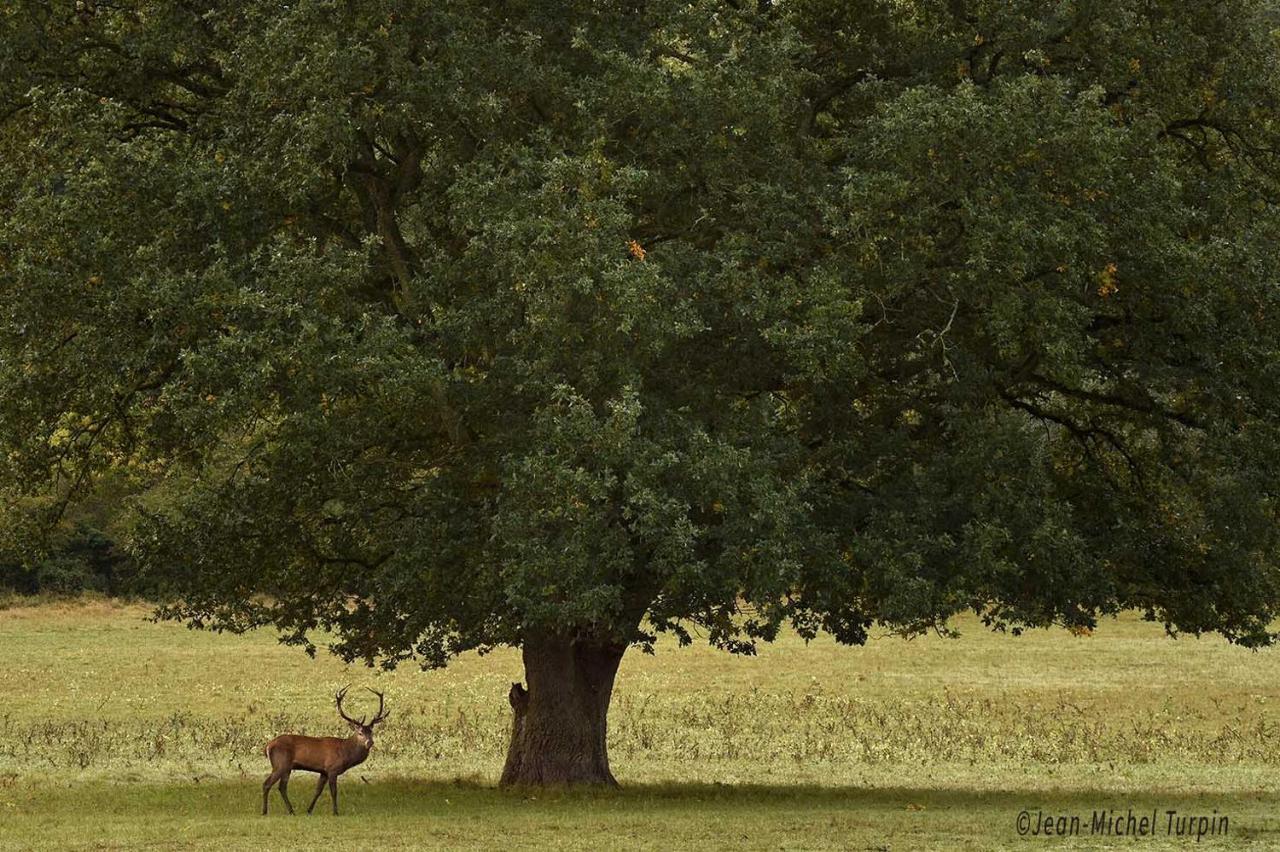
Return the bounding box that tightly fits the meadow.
[1,598,1279,850]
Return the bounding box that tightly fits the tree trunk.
[499,634,626,787]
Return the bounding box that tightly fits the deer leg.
[277,770,295,815]
[329,774,339,815]
[306,772,328,814]
[262,771,278,816]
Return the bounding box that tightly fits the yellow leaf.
[1097,262,1119,298]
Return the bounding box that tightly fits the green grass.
[2,599,1280,849]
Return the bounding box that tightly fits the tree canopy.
[2,0,1279,784]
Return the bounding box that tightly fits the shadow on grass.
[7,777,1278,852]
[12,775,1280,819]
[392,777,1280,807]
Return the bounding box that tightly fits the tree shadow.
[362,775,1280,814]
[18,774,1280,826]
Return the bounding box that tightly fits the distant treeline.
[0,525,154,597]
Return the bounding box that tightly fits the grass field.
[1,599,1279,849]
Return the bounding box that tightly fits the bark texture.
[499,635,626,786]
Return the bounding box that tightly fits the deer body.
[262,687,388,815]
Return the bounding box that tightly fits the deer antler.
[335,685,366,725]
[366,687,389,725]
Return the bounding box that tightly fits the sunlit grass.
[2,599,1280,848]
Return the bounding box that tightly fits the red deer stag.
[262,686,389,815]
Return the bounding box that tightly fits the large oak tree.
[2,1,1279,785]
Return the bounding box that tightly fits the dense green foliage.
[0,523,140,595]
[2,0,1279,678]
